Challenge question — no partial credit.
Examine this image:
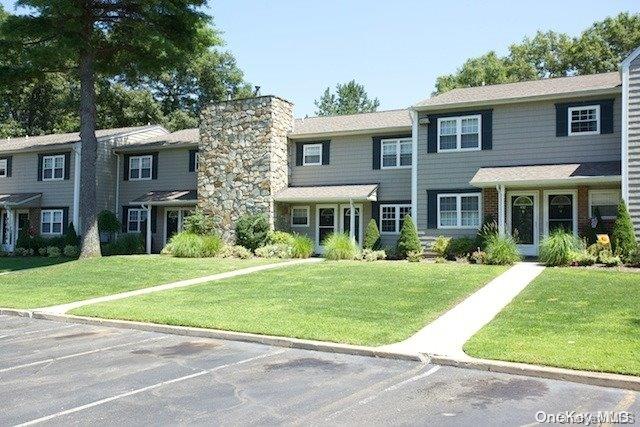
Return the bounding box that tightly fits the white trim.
[128,155,153,181]
[567,104,600,136]
[380,137,412,169]
[126,208,147,233]
[41,154,65,181]
[339,203,364,247]
[542,189,578,237]
[471,175,621,188]
[40,209,64,236]
[164,207,194,245]
[506,191,539,256]
[621,65,630,204]
[588,189,621,220]
[72,143,81,230]
[379,203,413,235]
[290,205,310,227]
[0,158,7,178]
[288,126,411,140]
[302,143,323,166]
[436,193,482,230]
[410,110,418,225]
[115,153,120,214]
[436,114,482,153]
[315,204,337,253]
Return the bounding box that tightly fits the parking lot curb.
[31,311,425,363]
[429,354,640,391]
[0,308,34,318]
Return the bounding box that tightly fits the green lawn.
[0,257,72,273]
[73,262,507,346]
[0,255,275,309]
[464,268,640,376]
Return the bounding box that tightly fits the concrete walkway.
[383,262,546,358]
[38,258,323,315]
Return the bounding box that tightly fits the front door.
[0,210,8,248]
[316,205,337,253]
[507,192,538,256]
[164,208,195,245]
[340,205,362,247]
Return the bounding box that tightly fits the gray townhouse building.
[2,45,640,255]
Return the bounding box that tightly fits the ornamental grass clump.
[164,232,204,258]
[291,234,314,258]
[485,235,521,265]
[539,229,582,267]
[323,233,358,260]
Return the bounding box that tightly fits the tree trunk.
[78,51,101,258]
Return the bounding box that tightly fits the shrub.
[470,250,487,265]
[46,246,61,258]
[625,245,640,267]
[570,251,597,266]
[63,245,79,258]
[475,216,498,250]
[539,230,583,267]
[431,236,451,257]
[0,248,9,257]
[255,244,291,259]
[598,250,622,267]
[611,201,637,261]
[38,247,48,256]
[164,232,204,258]
[291,234,314,259]
[485,235,521,265]
[407,250,423,262]
[64,222,79,247]
[434,257,447,263]
[98,210,121,234]
[14,247,33,257]
[219,245,252,259]
[104,234,145,256]
[446,237,475,259]
[268,230,295,245]
[235,213,269,251]
[363,219,381,250]
[360,249,387,262]
[201,235,223,257]
[183,210,216,235]
[396,215,422,259]
[323,233,358,260]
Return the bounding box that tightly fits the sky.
[1,0,638,117]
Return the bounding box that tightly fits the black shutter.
[481,110,493,150]
[427,117,438,153]
[151,206,157,233]
[371,201,380,227]
[151,152,159,179]
[555,103,568,137]
[295,142,304,166]
[600,99,614,134]
[188,149,197,172]
[426,190,438,229]
[122,206,129,232]
[37,154,43,181]
[123,154,130,181]
[61,207,69,234]
[372,137,381,169]
[64,152,71,180]
[321,141,330,165]
[3,156,11,177]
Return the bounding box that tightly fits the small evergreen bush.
[291,234,314,258]
[485,235,521,265]
[323,233,358,260]
[363,219,381,250]
[611,200,637,261]
[539,230,582,266]
[570,251,596,266]
[183,210,216,235]
[446,237,475,259]
[63,245,79,258]
[235,213,269,251]
[431,236,451,257]
[98,210,121,234]
[46,246,61,258]
[625,245,640,267]
[104,234,145,256]
[406,250,423,262]
[395,215,422,259]
[64,222,79,246]
[268,230,295,245]
[598,249,622,267]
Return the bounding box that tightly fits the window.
[437,115,481,152]
[42,155,65,181]
[291,206,309,227]
[381,138,412,168]
[41,209,63,235]
[194,152,199,172]
[380,204,412,234]
[589,189,621,220]
[127,208,148,233]
[437,193,481,229]
[129,155,152,180]
[0,159,6,177]
[302,144,322,166]
[568,105,600,135]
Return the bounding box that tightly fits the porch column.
[7,209,14,249]
[349,198,356,243]
[145,204,152,254]
[496,185,506,237]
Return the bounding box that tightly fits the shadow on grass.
[0,257,73,273]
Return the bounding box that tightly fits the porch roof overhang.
[131,190,197,206]
[0,192,42,207]
[470,161,622,188]
[273,184,379,203]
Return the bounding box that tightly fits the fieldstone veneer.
[198,96,293,243]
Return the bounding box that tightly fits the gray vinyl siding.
[628,55,640,236]
[416,95,622,236]
[289,133,411,201]
[96,139,117,214]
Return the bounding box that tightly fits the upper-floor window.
[0,159,7,178]
[380,204,412,234]
[42,155,65,181]
[302,143,322,166]
[381,138,412,169]
[437,115,481,152]
[127,208,147,233]
[568,105,600,136]
[129,155,152,180]
[41,209,63,235]
[437,193,481,229]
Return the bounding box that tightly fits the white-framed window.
[42,154,65,181]
[589,189,621,220]
[291,206,309,227]
[381,138,412,169]
[568,105,600,136]
[0,159,6,178]
[302,144,322,166]
[437,115,481,152]
[40,209,64,235]
[129,155,152,180]
[127,208,148,233]
[437,193,481,229]
[380,204,412,234]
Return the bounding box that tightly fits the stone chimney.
[198,96,294,243]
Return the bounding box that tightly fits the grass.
[0,257,73,273]
[464,268,640,376]
[0,255,275,309]
[73,262,507,346]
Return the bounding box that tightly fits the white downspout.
[144,204,152,254]
[410,110,418,222]
[72,142,81,230]
[497,185,506,237]
[621,66,630,204]
[349,198,355,244]
[7,209,14,251]
[114,153,121,216]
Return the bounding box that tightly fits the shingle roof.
[0,192,42,206]
[274,184,379,202]
[116,128,200,151]
[0,125,163,154]
[290,109,411,138]
[414,72,621,110]
[131,190,197,205]
[470,161,621,187]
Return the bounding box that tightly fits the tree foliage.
[314,79,380,116]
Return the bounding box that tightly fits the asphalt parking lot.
[1,315,638,426]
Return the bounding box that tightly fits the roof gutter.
[470,175,621,188]
[288,126,411,140]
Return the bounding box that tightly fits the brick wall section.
[483,188,498,221]
[28,208,40,234]
[577,186,589,236]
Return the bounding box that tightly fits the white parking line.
[0,336,167,373]
[17,349,287,426]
